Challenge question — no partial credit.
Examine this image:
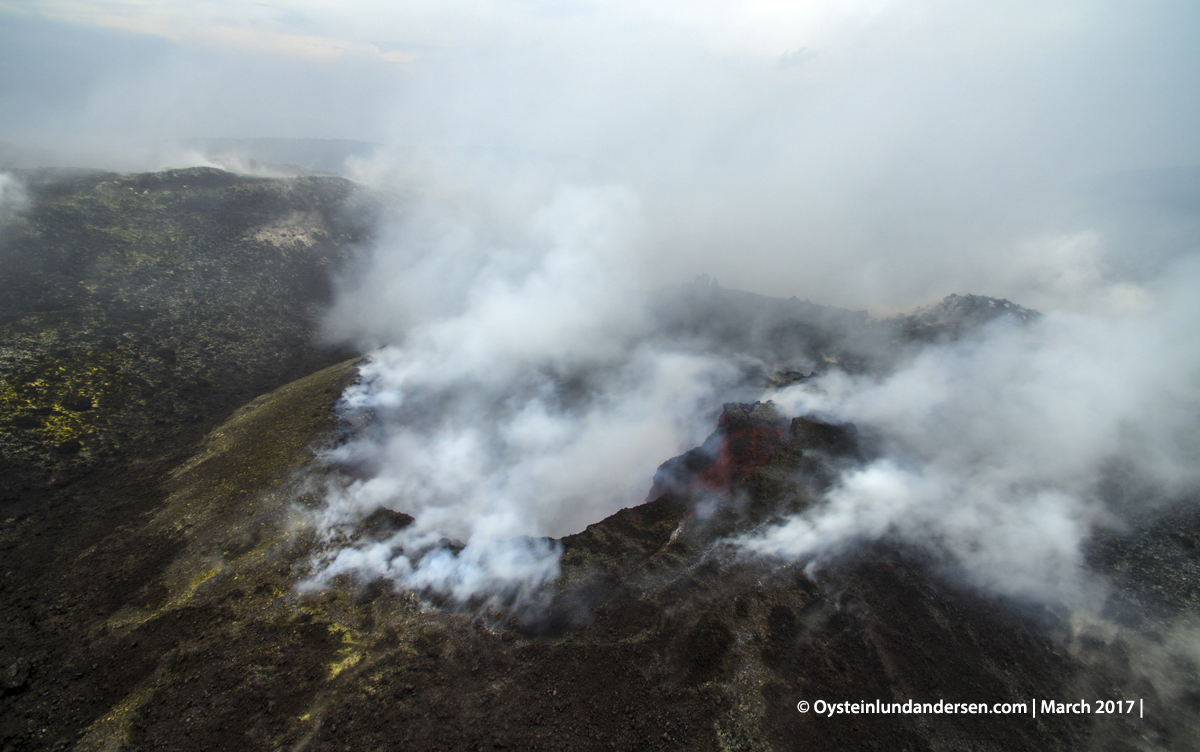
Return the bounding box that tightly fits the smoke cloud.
[303,184,754,606]
[0,173,27,222]
[747,260,1200,604]
[305,167,1199,613]
[4,2,1197,612]
[3,1,1198,310]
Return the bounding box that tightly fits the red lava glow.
[645,404,791,503]
[691,418,785,494]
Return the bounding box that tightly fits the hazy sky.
[4,1,1196,155]
[2,0,1198,308]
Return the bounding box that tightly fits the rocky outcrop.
[897,292,1040,342]
[649,278,1042,380]
[646,401,859,501]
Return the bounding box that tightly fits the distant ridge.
[176,137,384,176]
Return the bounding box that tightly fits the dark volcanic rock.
[649,278,1042,379]
[0,166,377,488]
[647,401,860,510]
[1,658,31,694]
[0,167,379,751]
[357,507,415,539]
[648,401,791,499]
[1,168,1196,752]
[789,414,859,456]
[898,292,1040,342]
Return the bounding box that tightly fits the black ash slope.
[0,168,1194,751]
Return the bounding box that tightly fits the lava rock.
[2,658,32,693]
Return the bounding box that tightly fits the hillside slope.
[0,168,1195,751]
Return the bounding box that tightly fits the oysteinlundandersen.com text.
[802,699,1143,718]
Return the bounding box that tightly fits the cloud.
[7,0,1197,614]
[745,259,1200,603]
[5,1,1198,312]
[305,183,752,606]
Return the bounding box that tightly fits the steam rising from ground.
[4,2,1198,311]
[0,173,26,222]
[305,165,1200,615]
[303,184,752,607]
[750,262,1200,604]
[15,0,1188,613]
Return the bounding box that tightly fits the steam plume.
[0,173,27,222]
[304,184,752,606]
[749,261,1200,604]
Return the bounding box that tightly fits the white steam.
[6,2,1197,313]
[304,183,749,605]
[0,173,27,222]
[50,0,1182,612]
[748,260,1200,604]
[306,168,1200,612]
